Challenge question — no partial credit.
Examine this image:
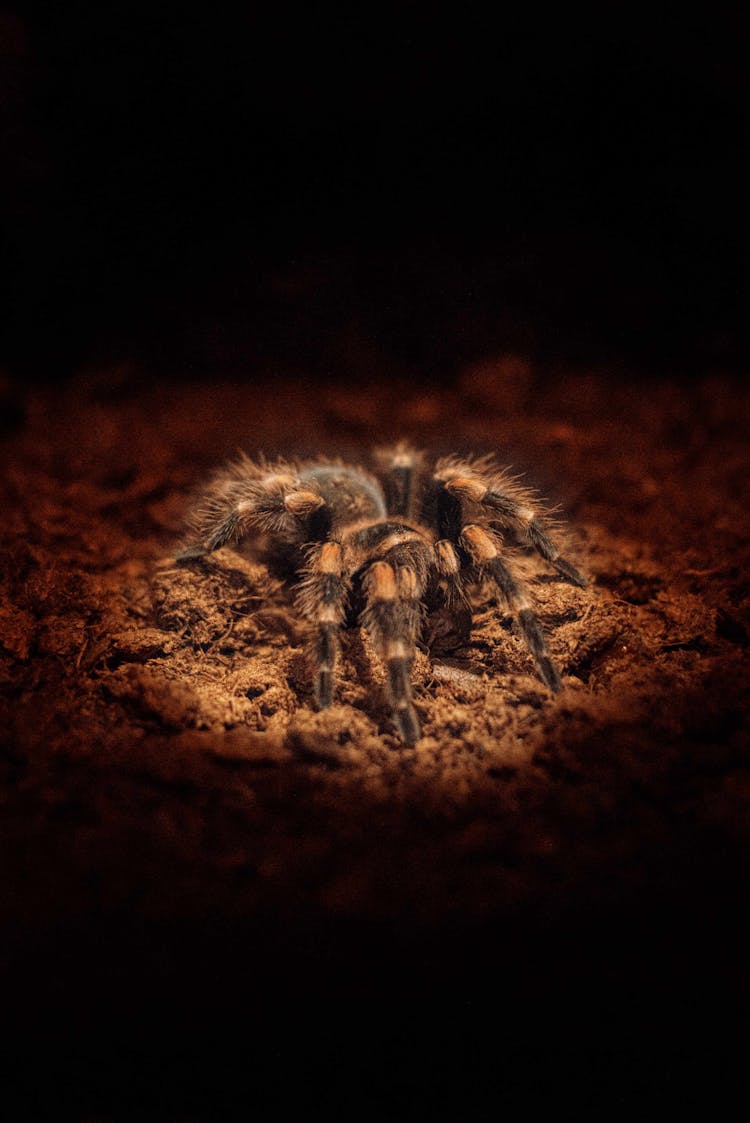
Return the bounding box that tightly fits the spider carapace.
[177,444,586,745]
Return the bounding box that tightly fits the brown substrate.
[1,362,748,1113]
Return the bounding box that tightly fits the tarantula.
[176,445,586,745]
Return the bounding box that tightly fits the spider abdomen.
[298,465,386,531]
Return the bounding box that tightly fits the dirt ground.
[2,360,749,1114]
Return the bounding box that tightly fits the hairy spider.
[176,444,586,745]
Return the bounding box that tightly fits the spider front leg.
[361,558,425,746]
[177,465,327,560]
[296,542,351,709]
[460,524,562,691]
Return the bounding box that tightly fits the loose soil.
[2,361,748,1114]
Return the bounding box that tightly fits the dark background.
[2,7,749,1117]
[2,4,748,385]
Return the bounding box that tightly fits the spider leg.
[296,541,351,709]
[361,556,425,745]
[177,465,328,560]
[434,538,471,612]
[460,524,562,691]
[423,537,473,648]
[440,470,586,587]
[373,442,425,519]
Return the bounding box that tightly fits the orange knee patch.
[397,566,419,598]
[318,541,344,573]
[460,524,499,563]
[445,476,488,502]
[368,561,397,600]
[284,489,325,516]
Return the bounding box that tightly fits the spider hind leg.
[374,443,426,520]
